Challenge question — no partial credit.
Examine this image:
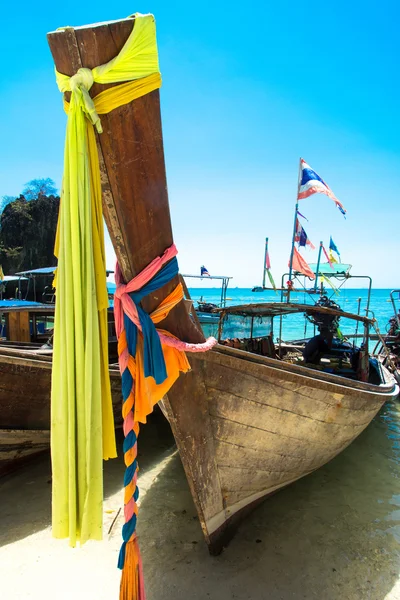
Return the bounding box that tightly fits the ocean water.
[188,287,398,342]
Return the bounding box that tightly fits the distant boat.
[181,273,232,337]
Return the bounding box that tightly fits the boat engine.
[305,295,343,336]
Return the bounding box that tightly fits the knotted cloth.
[115,245,216,598]
[51,12,216,600]
[51,13,162,545]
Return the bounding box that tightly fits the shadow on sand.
[0,406,175,547]
[137,401,400,600]
[2,402,400,599]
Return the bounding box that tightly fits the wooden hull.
[165,344,399,553]
[0,351,122,475]
[45,17,398,556]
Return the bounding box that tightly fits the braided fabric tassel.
[118,330,145,600]
[114,248,217,600]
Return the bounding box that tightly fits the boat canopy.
[16,266,114,276]
[182,273,232,308]
[0,275,28,282]
[295,263,352,277]
[0,299,45,308]
[16,267,57,276]
[217,301,372,324]
[181,274,232,281]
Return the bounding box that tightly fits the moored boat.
[0,302,122,475]
[165,300,398,552]
[182,272,232,337]
[46,14,398,559]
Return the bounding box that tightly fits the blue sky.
[1,1,399,287]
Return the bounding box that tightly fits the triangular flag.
[298,159,347,217]
[329,236,340,256]
[267,268,276,291]
[290,247,315,279]
[322,245,334,269]
[329,249,338,264]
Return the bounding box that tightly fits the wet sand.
[1,402,400,600]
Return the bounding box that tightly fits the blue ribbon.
[125,257,179,385]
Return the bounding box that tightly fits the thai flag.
[201,265,210,277]
[294,218,315,250]
[298,159,347,217]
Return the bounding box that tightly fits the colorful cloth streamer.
[267,269,277,292]
[51,12,162,548]
[115,245,217,599]
[329,236,340,256]
[298,158,347,217]
[51,13,217,599]
[322,245,334,269]
[290,247,315,280]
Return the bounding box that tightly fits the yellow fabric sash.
[63,73,161,116]
[51,13,162,545]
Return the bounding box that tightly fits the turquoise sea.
[188,287,398,342]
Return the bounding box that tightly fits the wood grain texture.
[7,311,31,343]
[0,350,123,474]
[167,345,397,552]
[0,429,50,476]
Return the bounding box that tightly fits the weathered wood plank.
[163,366,226,547]
[209,393,368,446]
[219,465,302,495]
[210,412,367,459]
[207,383,378,428]
[214,437,332,474]
[7,312,31,343]
[212,344,393,395]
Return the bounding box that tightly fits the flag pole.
[287,158,302,301]
[262,237,268,288]
[314,241,323,291]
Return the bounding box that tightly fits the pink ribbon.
[114,244,217,376]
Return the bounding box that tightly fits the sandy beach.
[2,405,400,600]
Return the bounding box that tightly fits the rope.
[115,245,216,598]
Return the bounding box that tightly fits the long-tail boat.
[43,14,399,556]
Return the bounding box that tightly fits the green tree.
[0,195,17,213]
[0,194,59,274]
[22,178,58,200]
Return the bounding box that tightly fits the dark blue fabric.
[122,369,133,401]
[130,258,179,304]
[299,227,307,247]
[126,257,179,385]
[124,313,138,359]
[124,459,138,487]
[301,167,327,187]
[122,514,137,542]
[123,429,137,453]
[118,541,126,569]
